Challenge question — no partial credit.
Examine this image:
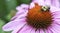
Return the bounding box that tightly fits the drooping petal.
[11,4,29,21]
[12,25,32,33]
[49,23,60,33]
[11,10,28,21]
[2,18,26,31]
[11,11,27,21]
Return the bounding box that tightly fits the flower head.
[2,0,60,33]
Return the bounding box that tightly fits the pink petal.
[16,4,29,11]
[11,9,28,20]
[30,29,36,33]
[11,10,28,21]
[45,0,60,7]
[15,11,28,20]
[11,4,28,21]
[52,11,60,18]
[49,23,60,33]
[44,29,49,33]
[12,25,32,33]
[29,2,35,9]
[53,14,60,18]
[20,4,29,9]
[52,11,60,24]
[51,0,60,8]
[50,6,60,13]
[11,13,26,21]
[53,19,60,25]
[2,18,26,31]
[53,11,60,14]
[40,29,44,33]
[45,0,51,6]
[44,29,53,33]
[35,29,40,33]
[47,29,53,33]
[53,18,60,22]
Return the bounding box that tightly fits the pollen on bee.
[26,3,53,30]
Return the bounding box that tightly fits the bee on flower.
[2,0,60,33]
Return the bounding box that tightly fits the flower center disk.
[26,3,53,30]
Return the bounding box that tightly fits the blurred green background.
[0,0,31,33]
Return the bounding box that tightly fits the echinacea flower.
[2,0,60,33]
